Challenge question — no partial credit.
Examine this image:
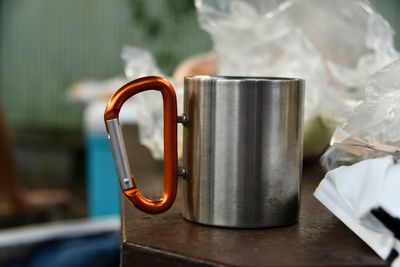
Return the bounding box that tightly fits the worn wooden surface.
[121,161,389,266]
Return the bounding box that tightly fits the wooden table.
[120,159,389,267]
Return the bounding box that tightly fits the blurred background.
[0,0,212,225]
[0,0,399,265]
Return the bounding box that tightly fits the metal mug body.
[181,76,305,228]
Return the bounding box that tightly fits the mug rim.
[184,75,304,83]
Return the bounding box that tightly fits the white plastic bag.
[321,59,400,170]
[121,46,184,160]
[120,0,400,161]
[196,0,399,138]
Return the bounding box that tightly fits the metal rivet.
[177,114,189,126]
[178,168,188,177]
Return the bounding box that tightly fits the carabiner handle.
[104,76,178,214]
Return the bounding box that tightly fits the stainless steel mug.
[104,76,305,228]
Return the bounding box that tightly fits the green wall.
[0,0,211,131]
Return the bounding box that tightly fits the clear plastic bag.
[321,59,400,170]
[122,0,400,161]
[196,0,399,127]
[121,46,184,160]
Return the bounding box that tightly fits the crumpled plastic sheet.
[121,46,184,160]
[122,1,399,161]
[321,59,400,170]
[195,0,399,125]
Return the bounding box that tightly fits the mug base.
[181,215,298,229]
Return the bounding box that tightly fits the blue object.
[86,133,120,217]
[9,232,120,267]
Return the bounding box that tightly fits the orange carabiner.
[104,76,178,214]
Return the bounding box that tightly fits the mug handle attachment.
[104,76,178,214]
